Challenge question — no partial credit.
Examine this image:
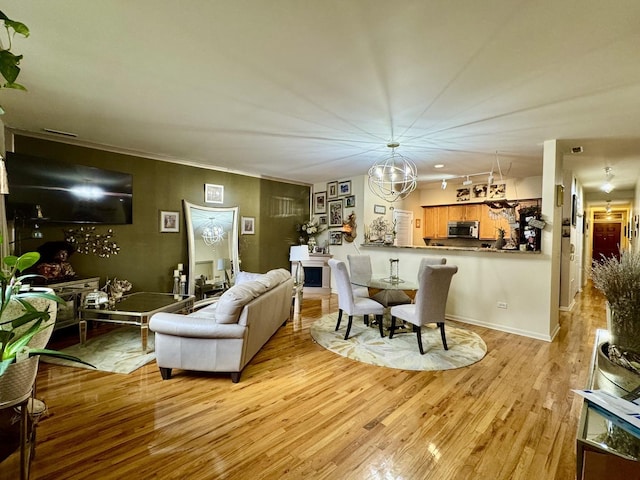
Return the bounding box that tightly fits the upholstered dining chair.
[389,264,458,354]
[328,259,385,339]
[417,257,446,282]
[347,254,372,298]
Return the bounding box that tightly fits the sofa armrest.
[150,312,245,339]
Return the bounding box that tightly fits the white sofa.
[149,268,293,382]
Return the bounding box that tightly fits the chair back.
[417,257,446,282]
[328,259,355,312]
[414,265,458,326]
[347,255,372,285]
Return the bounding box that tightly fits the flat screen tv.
[5,152,133,224]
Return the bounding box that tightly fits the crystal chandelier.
[368,142,417,203]
[202,218,225,245]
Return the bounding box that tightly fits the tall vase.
[608,302,640,356]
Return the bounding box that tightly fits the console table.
[46,277,100,330]
[576,329,640,478]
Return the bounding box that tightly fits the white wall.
[310,147,562,342]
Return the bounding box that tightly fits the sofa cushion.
[259,268,291,288]
[236,271,264,285]
[215,280,267,324]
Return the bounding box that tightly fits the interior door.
[592,222,621,261]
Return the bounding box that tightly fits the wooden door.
[593,222,621,261]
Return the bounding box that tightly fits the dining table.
[351,275,419,307]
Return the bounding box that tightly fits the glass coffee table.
[79,292,194,352]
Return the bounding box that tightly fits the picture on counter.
[327,181,338,199]
[345,195,356,208]
[314,191,327,214]
[472,184,488,198]
[489,183,506,199]
[330,231,342,245]
[456,188,470,202]
[160,211,179,232]
[338,180,352,196]
[328,199,343,227]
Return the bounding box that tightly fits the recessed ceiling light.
[434,164,444,169]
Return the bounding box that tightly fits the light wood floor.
[27,283,606,479]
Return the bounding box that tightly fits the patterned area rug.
[310,314,487,371]
[43,327,155,374]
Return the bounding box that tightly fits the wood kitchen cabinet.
[448,204,480,222]
[423,207,448,239]
[479,204,512,240]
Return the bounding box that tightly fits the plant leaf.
[15,252,40,271]
[0,359,12,376]
[28,349,96,369]
[0,50,21,85]
[5,19,29,37]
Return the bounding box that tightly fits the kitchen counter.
[361,243,541,254]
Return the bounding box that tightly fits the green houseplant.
[0,249,93,377]
[591,248,640,374]
[0,9,29,113]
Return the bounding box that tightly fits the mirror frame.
[183,200,240,299]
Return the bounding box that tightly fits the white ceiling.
[2,1,640,195]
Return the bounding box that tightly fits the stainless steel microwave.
[447,221,479,238]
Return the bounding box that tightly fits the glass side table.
[576,329,640,478]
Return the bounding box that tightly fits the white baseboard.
[446,314,556,342]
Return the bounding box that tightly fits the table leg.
[141,324,148,352]
[79,320,87,345]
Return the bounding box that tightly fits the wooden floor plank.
[19,282,608,479]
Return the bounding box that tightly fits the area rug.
[43,327,155,374]
[310,314,486,371]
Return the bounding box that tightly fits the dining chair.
[417,257,446,282]
[389,264,458,354]
[328,259,385,339]
[347,254,372,298]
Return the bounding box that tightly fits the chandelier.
[368,142,417,203]
[202,218,225,245]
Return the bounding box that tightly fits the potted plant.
[0,249,93,398]
[0,9,30,113]
[591,249,640,377]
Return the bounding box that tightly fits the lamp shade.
[289,245,309,262]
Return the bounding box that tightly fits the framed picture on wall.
[160,211,179,232]
[345,195,356,208]
[338,180,352,196]
[374,204,386,215]
[241,216,255,234]
[205,183,224,204]
[327,181,338,199]
[314,191,327,214]
[330,231,342,245]
[328,199,343,227]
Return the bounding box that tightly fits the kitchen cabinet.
[447,204,480,222]
[479,205,512,240]
[423,207,448,239]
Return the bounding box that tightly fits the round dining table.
[351,275,419,307]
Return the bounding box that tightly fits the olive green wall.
[12,135,310,292]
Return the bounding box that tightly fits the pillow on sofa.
[215,280,267,324]
[236,271,264,285]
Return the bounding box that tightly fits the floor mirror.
[183,200,239,304]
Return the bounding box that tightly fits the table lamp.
[289,245,309,287]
